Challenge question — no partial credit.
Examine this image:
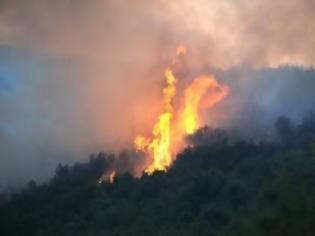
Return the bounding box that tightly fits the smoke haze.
[0,0,315,187]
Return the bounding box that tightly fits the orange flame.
[98,169,116,184]
[108,170,116,183]
[134,45,230,175]
[135,68,177,174]
[181,75,230,134]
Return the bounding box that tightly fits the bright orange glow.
[134,136,151,151]
[135,68,176,174]
[98,169,116,184]
[96,45,230,181]
[108,170,116,183]
[134,45,230,175]
[181,76,230,134]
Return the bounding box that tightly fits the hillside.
[1,115,315,236]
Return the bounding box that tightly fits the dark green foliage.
[276,112,315,150]
[186,126,228,147]
[1,116,315,236]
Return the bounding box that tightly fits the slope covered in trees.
[1,114,315,236]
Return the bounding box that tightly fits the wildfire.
[134,45,230,175]
[181,76,230,134]
[135,68,177,174]
[108,170,116,183]
[98,169,116,184]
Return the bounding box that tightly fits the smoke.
[0,0,315,187]
[1,0,315,67]
[208,67,315,140]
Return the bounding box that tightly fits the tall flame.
[134,45,230,175]
[135,68,176,174]
[181,76,230,134]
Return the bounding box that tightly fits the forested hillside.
[1,114,315,236]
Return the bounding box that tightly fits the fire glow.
[134,45,230,175]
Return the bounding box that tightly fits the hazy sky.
[0,0,315,188]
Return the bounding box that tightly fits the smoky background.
[0,0,315,188]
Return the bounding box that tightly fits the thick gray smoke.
[0,0,315,188]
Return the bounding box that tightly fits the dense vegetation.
[1,114,315,236]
